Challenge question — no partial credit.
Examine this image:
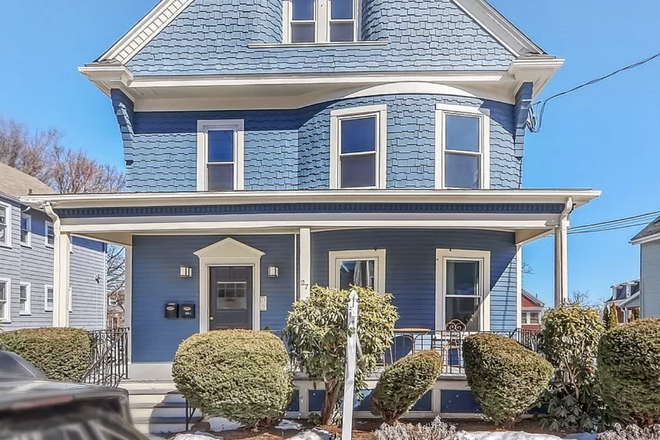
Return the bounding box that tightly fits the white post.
[554,216,569,307]
[299,228,311,299]
[53,231,71,327]
[341,289,359,440]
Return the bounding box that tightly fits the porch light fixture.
[268,265,279,278]
[180,265,193,278]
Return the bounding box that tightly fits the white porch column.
[554,216,569,307]
[299,228,311,300]
[53,231,72,327]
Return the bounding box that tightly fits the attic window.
[284,0,359,43]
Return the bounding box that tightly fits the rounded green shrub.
[172,329,293,427]
[598,318,660,424]
[463,333,553,428]
[370,350,443,423]
[0,327,93,382]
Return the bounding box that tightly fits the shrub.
[172,330,293,427]
[598,424,660,440]
[598,318,660,425]
[374,416,457,440]
[606,303,620,330]
[371,350,443,423]
[463,333,553,428]
[283,285,399,425]
[0,327,93,382]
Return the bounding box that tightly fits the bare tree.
[49,146,124,194]
[522,262,534,275]
[569,290,590,306]
[106,245,126,298]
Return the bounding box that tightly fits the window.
[19,282,31,315]
[284,0,358,43]
[108,297,118,307]
[529,312,540,324]
[0,202,11,247]
[330,105,387,189]
[0,278,10,322]
[436,249,490,332]
[435,104,490,189]
[197,120,244,191]
[45,221,55,248]
[328,249,386,293]
[20,213,31,246]
[45,285,54,311]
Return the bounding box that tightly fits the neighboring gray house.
[632,216,660,318]
[0,163,107,330]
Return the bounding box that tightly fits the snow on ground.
[455,432,563,440]
[276,419,304,430]
[207,417,244,432]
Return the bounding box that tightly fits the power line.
[569,210,660,231]
[567,210,660,235]
[528,50,660,132]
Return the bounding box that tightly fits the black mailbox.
[181,304,196,319]
[165,303,179,319]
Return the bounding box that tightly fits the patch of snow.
[288,429,332,440]
[455,432,563,440]
[564,434,597,440]
[174,434,222,440]
[207,418,243,432]
[276,419,304,430]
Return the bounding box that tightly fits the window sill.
[20,242,31,248]
[45,309,53,313]
[248,40,388,49]
[0,243,12,249]
[0,319,11,324]
[45,244,54,249]
[19,313,31,316]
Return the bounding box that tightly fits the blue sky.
[1,0,659,306]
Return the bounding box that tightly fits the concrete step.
[132,416,201,434]
[129,392,186,405]
[130,402,202,419]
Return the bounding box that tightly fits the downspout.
[43,202,60,232]
[44,202,68,327]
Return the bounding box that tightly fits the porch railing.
[82,327,130,387]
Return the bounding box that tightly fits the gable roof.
[631,215,660,244]
[522,289,544,307]
[0,162,55,201]
[96,0,545,66]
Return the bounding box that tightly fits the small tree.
[283,285,399,425]
[606,303,619,330]
[632,308,641,321]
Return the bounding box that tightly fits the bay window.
[197,120,244,191]
[328,249,386,293]
[285,0,358,43]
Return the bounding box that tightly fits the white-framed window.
[283,0,359,43]
[20,213,31,247]
[69,287,73,313]
[330,105,387,189]
[435,103,490,189]
[196,120,245,191]
[436,249,490,332]
[0,278,10,322]
[45,285,54,312]
[108,296,118,307]
[328,249,386,293]
[45,221,55,248]
[19,282,31,315]
[523,311,541,325]
[0,202,11,248]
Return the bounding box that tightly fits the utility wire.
[528,50,660,132]
[569,210,660,231]
[567,210,660,235]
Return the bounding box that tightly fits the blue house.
[0,163,107,330]
[22,0,600,424]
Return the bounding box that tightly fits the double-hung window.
[0,202,11,247]
[20,213,31,246]
[285,0,359,43]
[45,285,54,312]
[19,282,30,315]
[0,278,10,322]
[436,249,490,332]
[330,105,387,189]
[328,249,386,293]
[197,120,244,191]
[435,104,490,189]
[45,221,55,248]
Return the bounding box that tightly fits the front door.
[209,266,253,330]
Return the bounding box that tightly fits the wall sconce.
[268,265,279,278]
[180,265,193,278]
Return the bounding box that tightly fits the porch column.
[53,231,72,327]
[554,216,569,307]
[299,228,311,300]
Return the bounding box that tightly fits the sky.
[1,0,659,307]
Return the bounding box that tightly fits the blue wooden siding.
[641,241,660,318]
[127,0,514,76]
[311,229,517,331]
[130,234,295,363]
[114,93,518,193]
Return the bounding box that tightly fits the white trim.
[516,245,522,329]
[44,285,54,312]
[125,245,133,362]
[98,0,196,63]
[283,0,360,44]
[435,103,490,190]
[0,278,11,323]
[20,212,31,247]
[196,119,245,191]
[45,220,55,248]
[52,232,71,327]
[299,228,311,299]
[18,282,31,316]
[249,41,387,49]
[632,231,660,245]
[0,201,12,248]
[330,105,387,189]
[328,249,386,293]
[435,249,491,332]
[194,238,264,332]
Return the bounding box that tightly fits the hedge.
[463,333,553,427]
[598,318,660,424]
[172,330,293,427]
[0,327,93,382]
[371,350,444,423]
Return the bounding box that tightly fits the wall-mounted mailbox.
[181,303,196,319]
[165,303,179,319]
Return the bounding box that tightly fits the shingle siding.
[641,241,660,318]
[127,0,514,76]
[123,94,518,192]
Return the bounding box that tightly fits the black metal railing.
[82,328,129,387]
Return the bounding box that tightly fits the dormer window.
[197,120,245,191]
[284,0,358,43]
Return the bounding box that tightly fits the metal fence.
[82,328,130,387]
